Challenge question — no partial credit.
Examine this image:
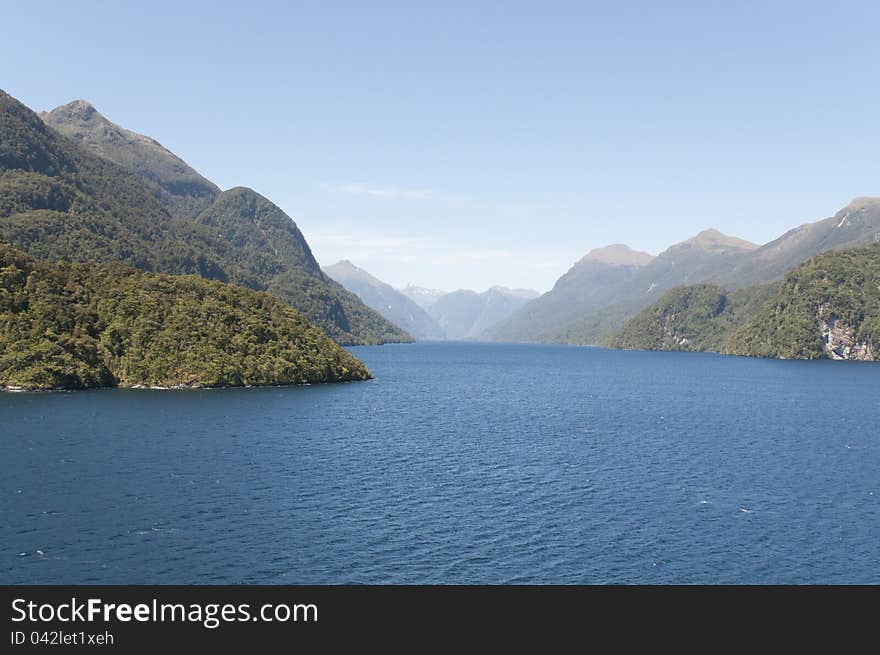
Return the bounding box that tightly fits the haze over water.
[3,342,879,584]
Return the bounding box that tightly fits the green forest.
[610,244,880,360]
[724,244,880,359]
[609,283,778,353]
[0,243,371,389]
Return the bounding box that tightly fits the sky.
[2,0,879,292]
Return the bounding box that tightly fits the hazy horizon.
[3,1,878,292]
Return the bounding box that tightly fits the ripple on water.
[2,343,880,583]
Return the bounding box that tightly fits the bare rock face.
[820,317,875,360]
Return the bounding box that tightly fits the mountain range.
[401,286,448,309]
[0,91,410,346]
[3,88,879,369]
[425,287,539,340]
[324,260,539,341]
[323,260,444,340]
[490,200,880,345]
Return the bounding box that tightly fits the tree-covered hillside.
[193,187,412,344]
[0,243,371,389]
[610,283,778,353]
[724,244,880,360]
[0,90,409,345]
[609,243,880,361]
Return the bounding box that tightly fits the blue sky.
[2,0,878,291]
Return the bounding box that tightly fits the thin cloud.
[404,249,512,265]
[309,227,510,264]
[305,224,576,292]
[336,182,433,200]
[307,228,435,258]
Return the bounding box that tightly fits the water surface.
[2,342,879,583]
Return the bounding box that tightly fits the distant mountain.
[611,242,880,361]
[0,243,371,390]
[676,229,758,253]
[492,286,543,300]
[0,90,409,345]
[490,205,880,347]
[324,263,538,340]
[400,285,447,309]
[584,243,655,267]
[487,244,656,343]
[590,205,880,345]
[427,287,539,340]
[618,229,758,301]
[41,100,220,219]
[324,260,444,339]
[711,197,880,288]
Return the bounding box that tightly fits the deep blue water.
[2,342,879,584]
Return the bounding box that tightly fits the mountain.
[1,89,217,268]
[711,197,880,288]
[0,90,408,345]
[41,99,220,219]
[196,186,321,275]
[487,244,656,343]
[492,203,880,347]
[400,285,447,309]
[427,287,539,340]
[724,244,880,360]
[0,243,370,390]
[594,230,760,323]
[583,243,655,267]
[591,205,880,345]
[324,260,444,339]
[675,229,758,253]
[323,261,538,340]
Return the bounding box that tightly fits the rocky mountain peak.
[581,244,654,267]
[52,99,99,121]
[843,196,880,212]
[674,229,758,252]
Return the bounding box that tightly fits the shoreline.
[1,377,374,393]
